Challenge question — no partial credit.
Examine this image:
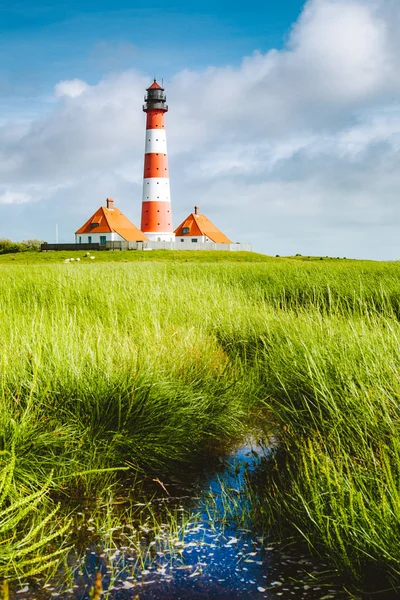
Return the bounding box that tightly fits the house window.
[181,239,184,242]
[183,227,190,234]
[88,236,92,244]
[91,222,99,228]
[191,238,198,243]
[100,236,106,245]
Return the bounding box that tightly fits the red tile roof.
[148,80,162,90]
[75,204,148,241]
[174,211,232,244]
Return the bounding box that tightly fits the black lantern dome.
[143,79,168,113]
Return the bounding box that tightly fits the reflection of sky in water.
[18,442,347,599]
[79,442,345,599]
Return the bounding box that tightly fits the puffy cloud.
[1,0,400,258]
[288,0,391,99]
[55,79,89,98]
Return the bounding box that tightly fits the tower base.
[145,232,176,242]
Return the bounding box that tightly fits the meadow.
[0,253,399,596]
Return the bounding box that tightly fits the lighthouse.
[140,80,175,242]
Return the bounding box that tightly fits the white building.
[174,206,232,244]
[75,198,148,245]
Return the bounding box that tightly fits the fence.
[41,241,252,253]
[41,243,103,251]
[105,241,252,252]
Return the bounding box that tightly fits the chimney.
[194,205,199,215]
[106,198,114,211]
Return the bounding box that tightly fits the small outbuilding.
[75,198,148,245]
[174,206,232,244]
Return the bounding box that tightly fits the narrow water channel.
[19,439,349,599]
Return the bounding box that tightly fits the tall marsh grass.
[0,447,70,581]
[0,259,399,591]
[215,263,400,592]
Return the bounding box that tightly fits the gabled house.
[75,198,148,245]
[174,206,232,244]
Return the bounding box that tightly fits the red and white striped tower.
[141,80,175,242]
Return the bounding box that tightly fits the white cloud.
[288,0,391,99]
[0,190,31,205]
[55,79,89,98]
[1,0,400,258]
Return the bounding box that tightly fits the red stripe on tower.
[141,80,175,242]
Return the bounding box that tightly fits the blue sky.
[1,1,303,85]
[2,0,400,259]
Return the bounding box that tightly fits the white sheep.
[90,256,95,260]
[84,252,91,257]
[64,258,70,264]
[69,257,75,262]
[76,258,81,262]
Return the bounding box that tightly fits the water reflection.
[18,439,349,599]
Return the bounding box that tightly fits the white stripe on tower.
[140,80,175,242]
[142,178,171,201]
[145,129,167,154]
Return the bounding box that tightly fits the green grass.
[0,249,274,264]
[0,258,399,594]
[220,311,400,588]
[0,446,70,581]
[0,264,258,484]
